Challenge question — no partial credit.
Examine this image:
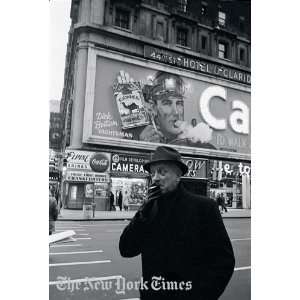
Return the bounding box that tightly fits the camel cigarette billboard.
[83,49,250,158]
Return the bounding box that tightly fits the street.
[49,218,250,300]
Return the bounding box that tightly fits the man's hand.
[116,70,141,90]
[138,184,162,224]
[139,125,164,143]
[117,70,134,84]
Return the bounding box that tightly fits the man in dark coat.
[220,193,228,213]
[217,193,228,213]
[49,189,58,235]
[119,146,235,300]
[110,191,115,211]
[118,190,123,211]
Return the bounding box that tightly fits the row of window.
[176,0,245,28]
[218,42,245,62]
[115,6,243,31]
[177,0,188,13]
[114,7,248,64]
[177,28,246,62]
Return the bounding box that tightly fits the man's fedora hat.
[144,146,188,176]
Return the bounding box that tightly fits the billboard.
[65,150,111,173]
[65,150,111,183]
[83,49,250,158]
[209,159,251,181]
[182,157,207,179]
[111,152,150,176]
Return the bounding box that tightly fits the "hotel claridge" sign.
[144,46,251,85]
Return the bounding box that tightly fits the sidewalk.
[58,208,251,221]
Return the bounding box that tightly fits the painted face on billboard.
[147,72,186,141]
[153,95,184,139]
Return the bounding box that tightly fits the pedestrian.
[55,187,59,205]
[91,201,96,218]
[191,118,197,127]
[55,188,62,215]
[49,189,58,235]
[119,146,235,300]
[123,191,129,211]
[110,191,115,211]
[219,193,228,213]
[216,193,223,213]
[117,190,123,211]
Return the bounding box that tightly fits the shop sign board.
[66,171,110,183]
[144,46,251,85]
[65,150,110,173]
[83,49,250,158]
[111,153,150,174]
[182,157,207,179]
[90,153,110,172]
[209,160,251,181]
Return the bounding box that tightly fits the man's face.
[149,162,181,194]
[153,96,184,138]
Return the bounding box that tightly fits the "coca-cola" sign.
[89,153,110,172]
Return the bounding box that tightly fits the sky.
[50,0,71,101]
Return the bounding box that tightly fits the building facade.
[59,0,251,210]
[49,100,64,192]
[49,100,63,151]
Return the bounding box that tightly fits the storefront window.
[111,177,148,208]
[94,182,109,197]
[70,185,77,200]
[208,160,251,209]
[85,183,94,198]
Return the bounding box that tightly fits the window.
[70,186,77,201]
[156,22,164,41]
[115,8,130,30]
[218,11,226,26]
[177,28,188,47]
[177,0,187,13]
[201,2,207,16]
[239,16,245,31]
[239,48,246,62]
[201,36,207,50]
[218,42,228,59]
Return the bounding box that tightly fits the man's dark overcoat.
[119,183,235,300]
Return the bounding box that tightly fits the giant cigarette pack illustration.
[113,73,149,129]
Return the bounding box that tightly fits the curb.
[57,218,132,222]
[57,216,251,221]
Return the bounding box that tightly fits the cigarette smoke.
[176,121,213,143]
